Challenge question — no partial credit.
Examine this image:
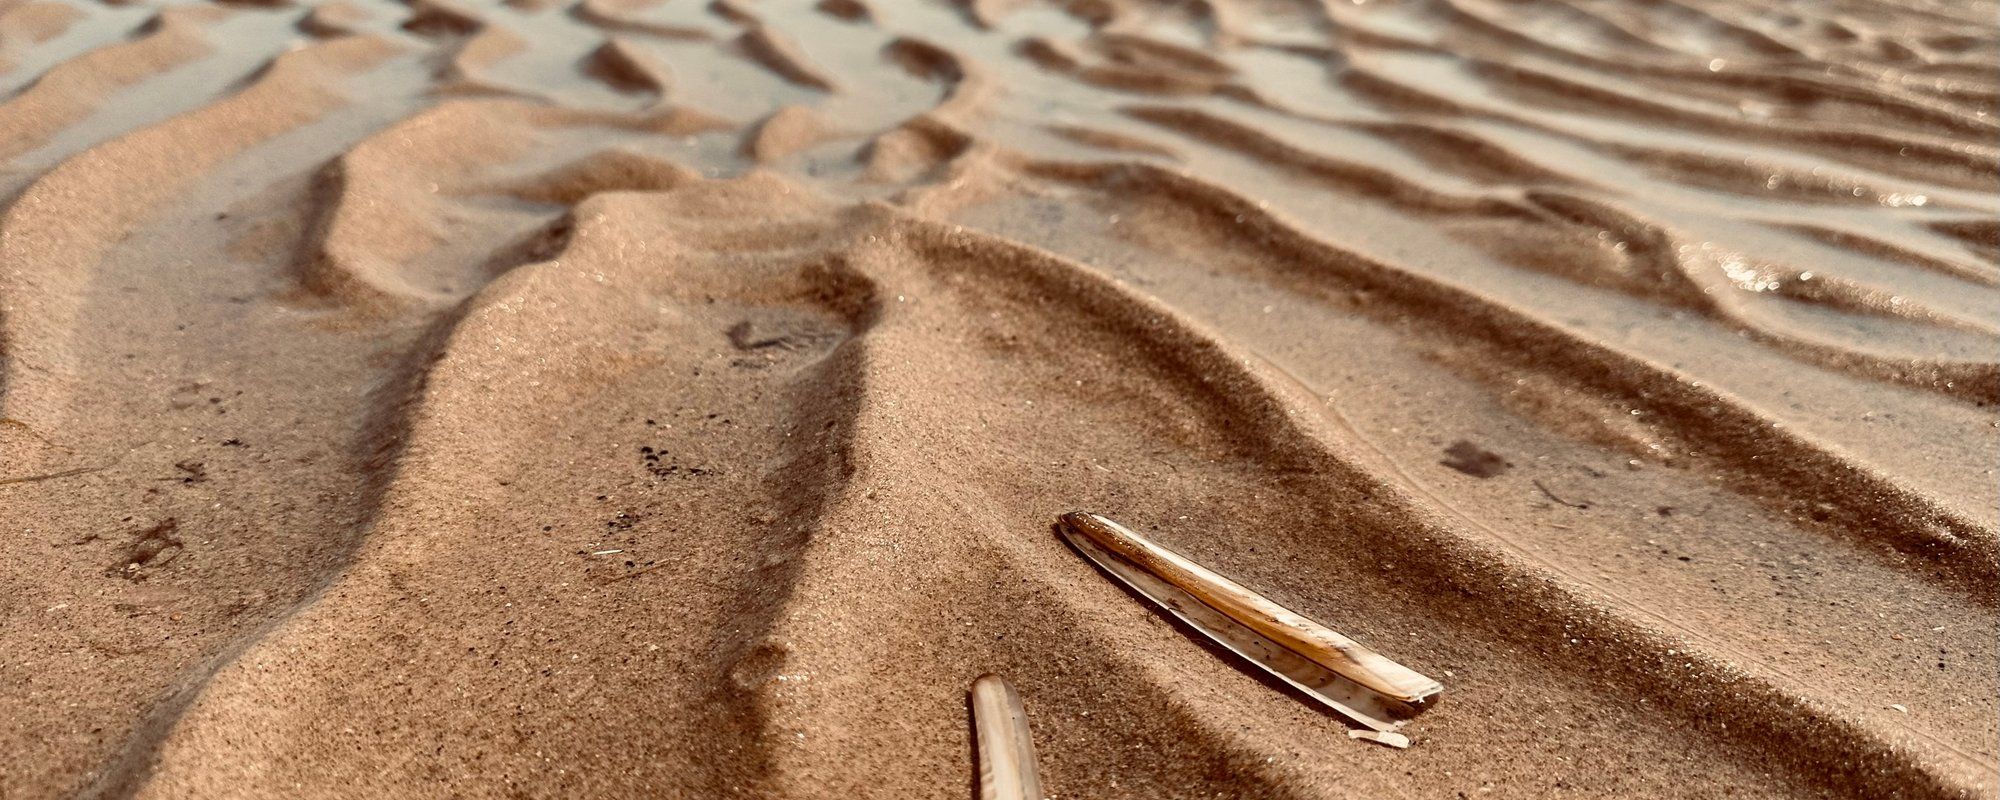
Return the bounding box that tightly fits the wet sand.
[0,0,1995,796]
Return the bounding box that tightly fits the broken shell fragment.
[970,674,1044,800]
[1057,511,1441,742]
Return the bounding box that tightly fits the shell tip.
[1349,729,1411,749]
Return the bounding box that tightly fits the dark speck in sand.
[1441,440,1511,478]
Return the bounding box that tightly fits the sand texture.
[0,0,1995,796]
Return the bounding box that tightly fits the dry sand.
[0,0,1995,796]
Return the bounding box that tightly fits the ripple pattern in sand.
[0,0,1994,797]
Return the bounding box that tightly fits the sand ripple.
[0,0,1993,796]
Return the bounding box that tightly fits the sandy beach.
[1,0,1994,796]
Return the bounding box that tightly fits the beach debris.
[110,519,184,581]
[0,463,107,486]
[1348,729,1411,748]
[970,674,1044,800]
[1056,512,1441,745]
[1532,479,1590,510]
[1441,440,1510,478]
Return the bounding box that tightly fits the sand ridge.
[0,0,1994,796]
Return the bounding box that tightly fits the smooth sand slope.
[0,0,1995,796]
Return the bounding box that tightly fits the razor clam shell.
[1061,526,1413,733]
[1060,512,1442,705]
[971,674,1044,800]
